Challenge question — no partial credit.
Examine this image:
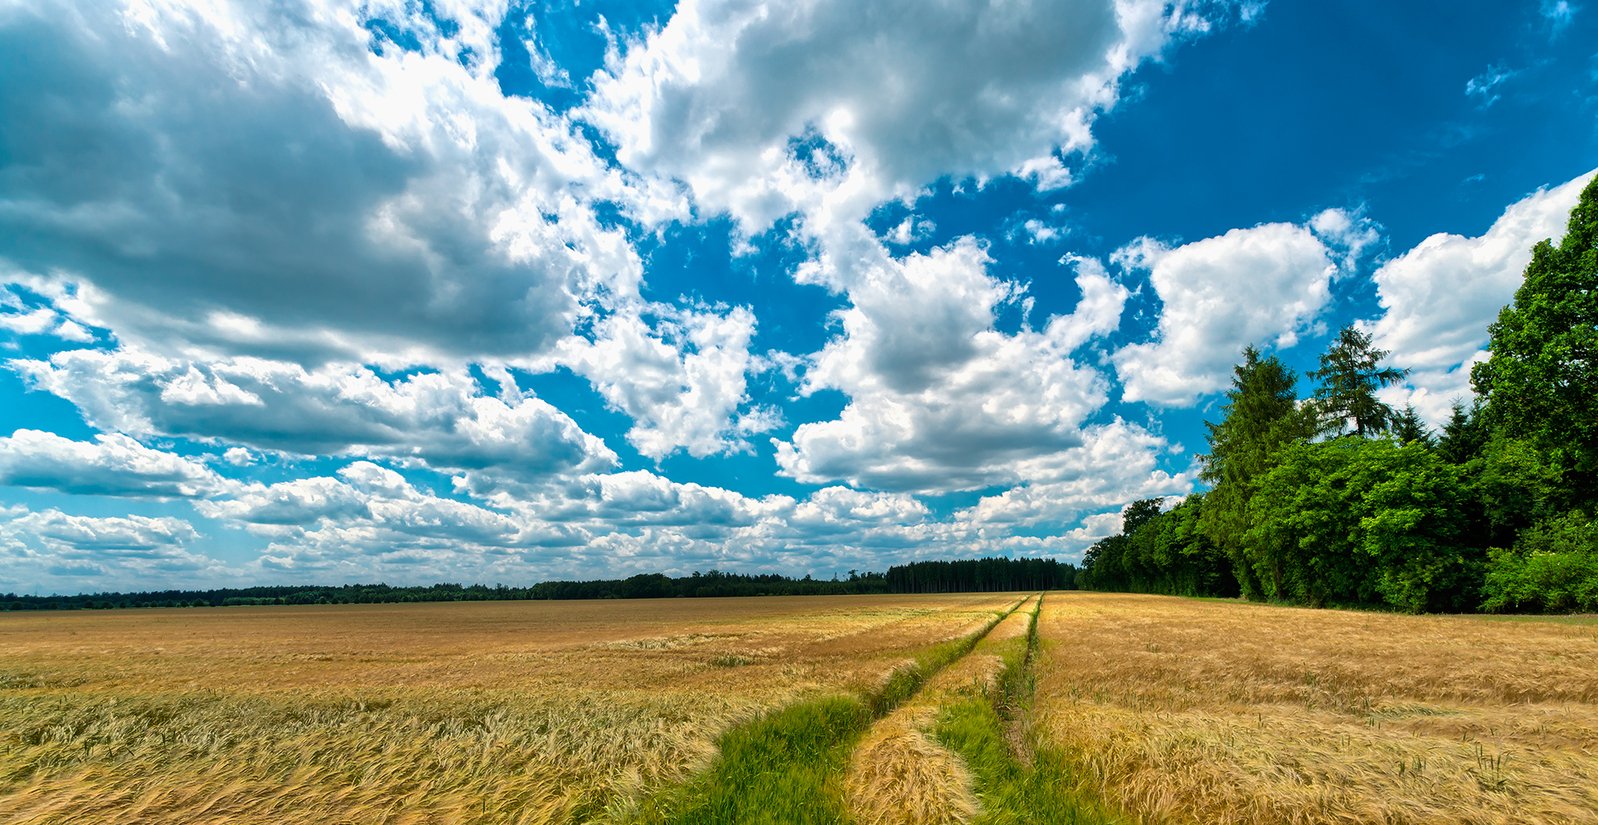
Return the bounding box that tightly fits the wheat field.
[0,594,1015,824]
[1034,592,1598,825]
[8,592,1598,824]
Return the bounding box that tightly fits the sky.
[1,0,1596,594]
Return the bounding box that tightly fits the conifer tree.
[1391,405,1432,447]
[1199,346,1313,598]
[1309,325,1408,437]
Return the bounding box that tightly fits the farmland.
[3,592,1598,824]
[0,594,1015,823]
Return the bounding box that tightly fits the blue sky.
[1,0,1595,594]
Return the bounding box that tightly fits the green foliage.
[1079,495,1238,598]
[1199,346,1315,599]
[1120,498,1165,536]
[5,564,1079,611]
[1481,513,1598,613]
[1090,176,1598,615]
[1437,400,1490,465]
[1309,325,1408,437]
[1472,173,1598,507]
[1471,435,1565,547]
[1245,438,1474,612]
[884,557,1077,594]
[1391,405,1433,447]
[637,696,867,824]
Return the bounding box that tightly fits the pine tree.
[1309,325,1409,437]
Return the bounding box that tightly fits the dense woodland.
[0,558,1073,610]
[1081,176,1598,613]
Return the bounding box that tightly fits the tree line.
[0,558,1077,610]
[884,557,1076,593]
[1081,174,1598,613]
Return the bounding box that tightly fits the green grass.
[631,599,1025,824]
[934,698,1116,825]
[631,696,869,824]
[932,596,1120,825]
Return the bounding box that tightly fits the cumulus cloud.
[1365,168,1596,423]
[0,0,674,363]
[586,0,1242,231]
[0,429,221,498]
[12,349,616,479]
[776,238,1130,492]
[548,301,774,459]
[1111,213,1356,406]
[0,505,225,592]
[954,420,1193,528]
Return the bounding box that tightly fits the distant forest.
[0,558,1077,611]
[1081,176,1598,614]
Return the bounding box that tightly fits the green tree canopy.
[1246,438,1474,612]
[1472,173,1598,508]
[1391,405,1432,447]
[1198,346,1314,598]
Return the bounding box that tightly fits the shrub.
[1481,513,1598,613]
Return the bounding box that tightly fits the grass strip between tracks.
[630,598,1027,825]
[932,595,1120,825]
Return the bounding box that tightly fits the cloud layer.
[0,0,1590,593]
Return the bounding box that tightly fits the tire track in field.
[844,595,1039,825]
[927,594,1121,825]
[630,596,1031,825]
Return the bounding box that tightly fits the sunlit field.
[6,592,1598,824]
[0,594,1014,823]
[1035,592,1598,824]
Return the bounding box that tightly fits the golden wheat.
[0,594,1016,824]
[1034,592,1598,825]
[844,594,1037,825]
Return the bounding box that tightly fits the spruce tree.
[1199,346,1314,598]
[1391,405,1432,447]
[1309,325,1409,437]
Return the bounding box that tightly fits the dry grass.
[844,595,1037,825]
[0,593,1015,824]
[1034,592,1598,825]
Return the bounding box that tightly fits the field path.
[632,595,1032,824]
[843,595,1038,825]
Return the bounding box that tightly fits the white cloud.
[0,506,226,592]
[1465,66,1516,107]
[548,301,771,459]
[197,475,371,527]
[1541,0,1576,31]
[0,284,96,342]
[0,429,221,498]
[585,0,1242,231]
[954,420,1192,528]
[0,0,675,364]
[1365,168,1596,423]
[1111,214,1349,406]
[775,238,1130,492]
[790,487,929,533]
[12,349,617,479]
